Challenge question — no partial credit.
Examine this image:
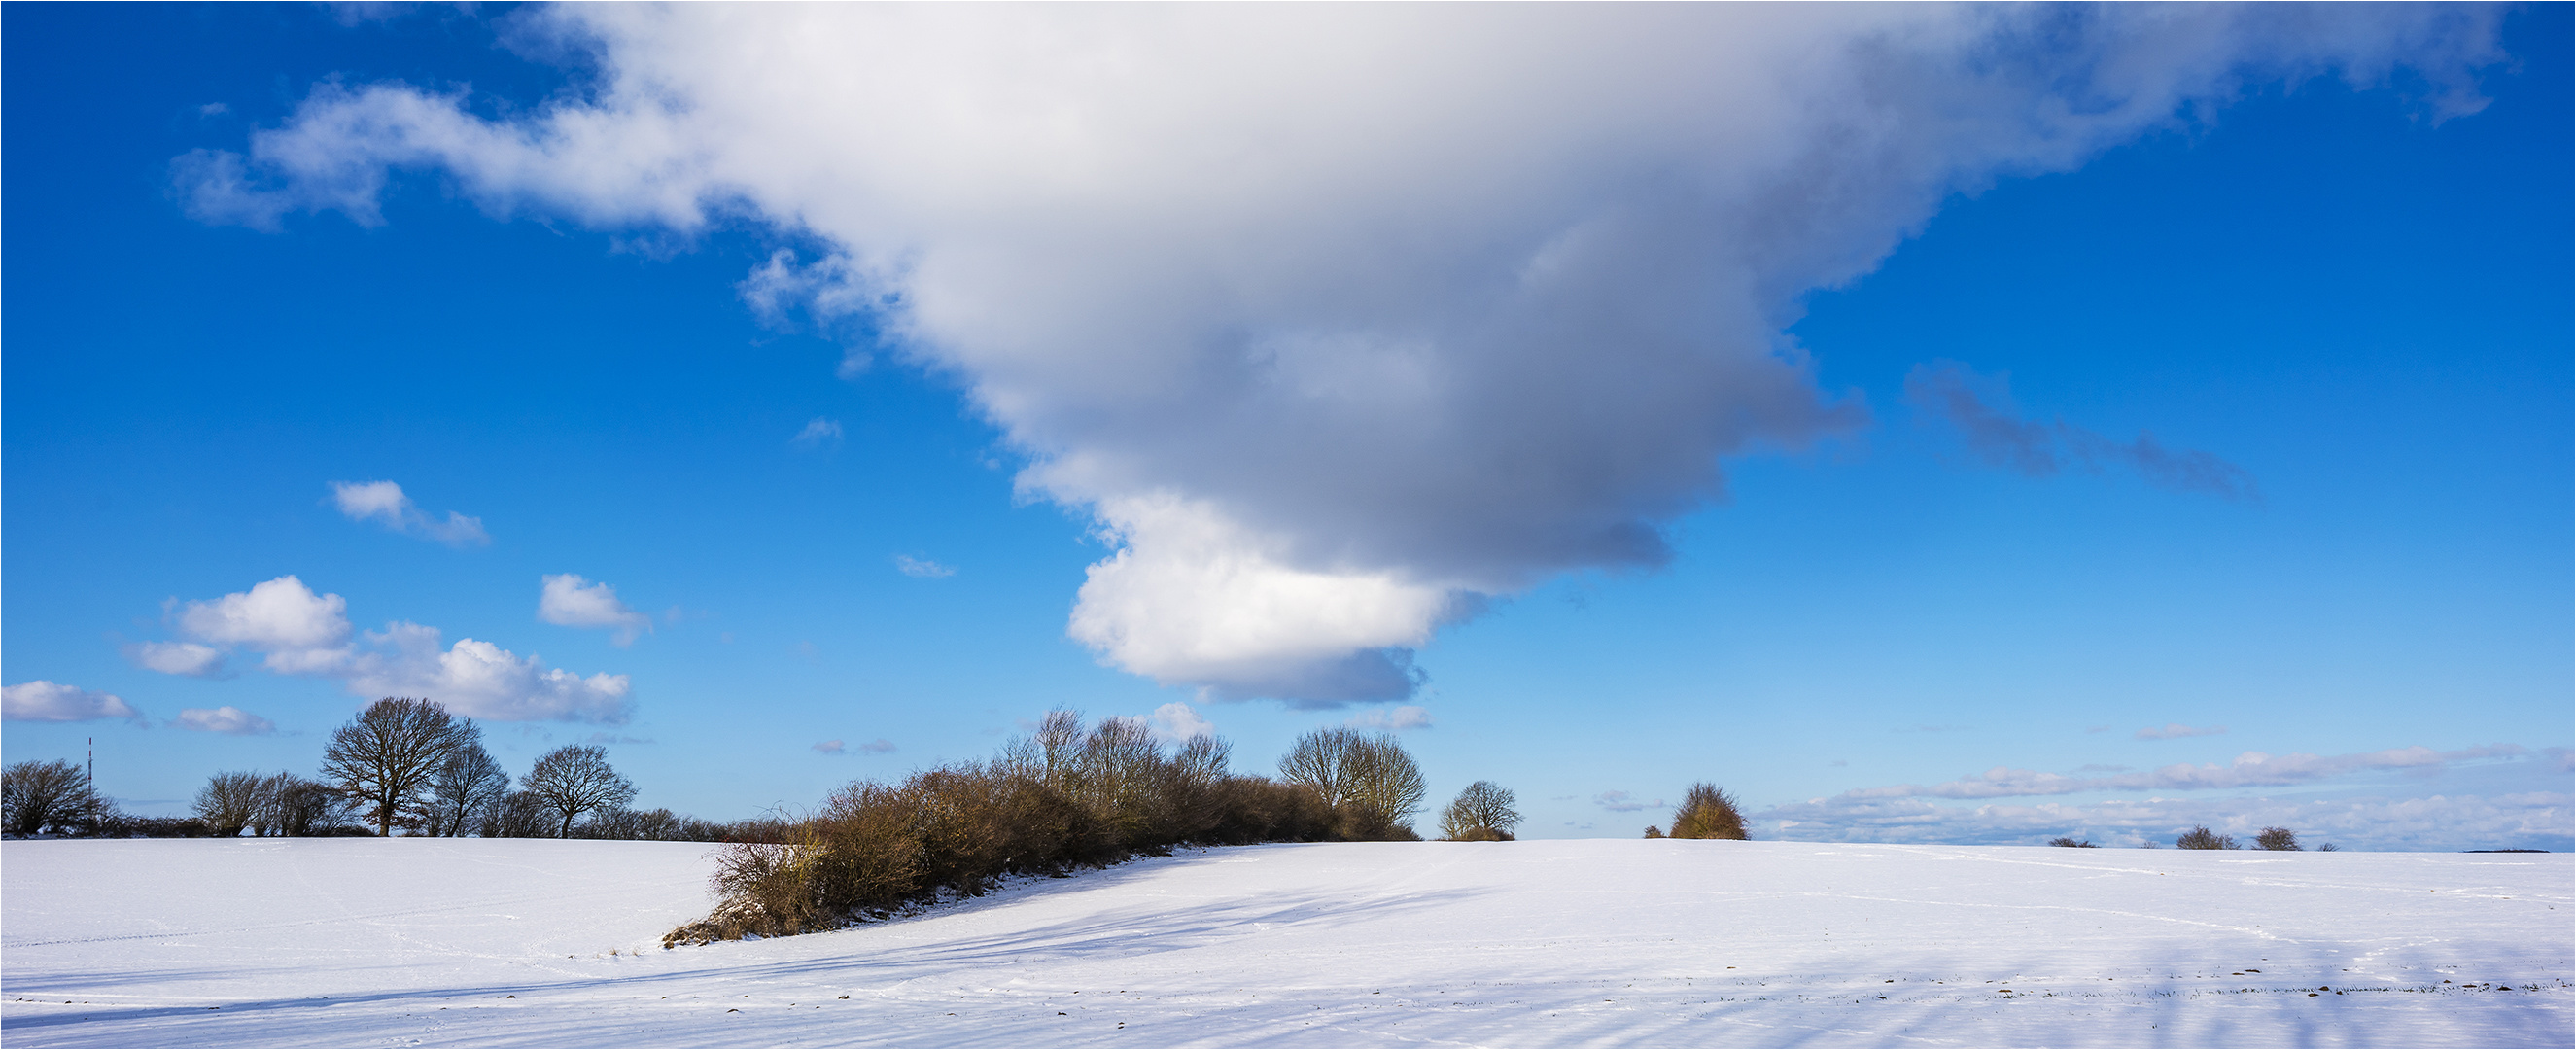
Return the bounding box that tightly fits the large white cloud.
[173,574,352,665]
[178,5,2504,703]
[1,682,142,723]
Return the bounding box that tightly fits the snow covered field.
[3,838,2568,1048]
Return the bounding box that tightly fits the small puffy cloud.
[174,575,353,665]
[1905,363,2261,502]
[173,706,277,736]
[1343,705,1433,731]
[124,641,227,678]
[330,480,491,545]
[792,417,844,448]
[1594,790,1662,813]
[2,682,143,723]
[814,739,845,755]
[893,555,956,578]
[2137,722,2227,741]
[1149,701,1214,742]
[538,574,651,646]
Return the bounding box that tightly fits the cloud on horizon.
[187,7,2501,704]
[1758,789,2572,853]
[1832,744,2530,802]
[2137,722,2229,741]
[330,480,490,545]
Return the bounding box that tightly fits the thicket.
[2046,836,2098,848]
[1667,783,1749,840]
[2176,825,2238,850]
[666,712,1418,947]
[1438,780,1520,841]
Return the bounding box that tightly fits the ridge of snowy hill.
[4,838,2568,1048]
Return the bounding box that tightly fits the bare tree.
[1669,783,1748,840]
[255,773,354,836]
[480,790,554,838]
[2176,825,2239,850]
[2254,826,2302,851]
[3,759,102,836]
[320,697,467,837]
[425,732,510,837]
[193,771,267,836]
[521,745,638,838]
[1439,780,1521,841]
[1279,727,1424,838]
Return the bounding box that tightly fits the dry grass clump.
[668,712,1356,947]
[1667,783,1748,840]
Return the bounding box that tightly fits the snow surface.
[4,838,2569,1047]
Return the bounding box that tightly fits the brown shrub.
[1668,783,1748,840]
[2175,825,2238,850]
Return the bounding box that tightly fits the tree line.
[2,697,778,842]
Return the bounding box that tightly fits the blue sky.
[5,4,2567,850]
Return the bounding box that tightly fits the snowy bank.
[4,838,2568,1047]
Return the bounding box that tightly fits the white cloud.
[329,480,489,546]
[893,555,956,578]
[1344,705,1434,732]
[123,641,227,678]
[813,739,845,755]
[792,417,844,448]
[2136,722,2229,741]
[173,575,353,672]
[187,7,2505,704]
[173,706,277,736]
[858,738,897,754]
[538,574,651,646]
[145,577,630,723]
[2,682,142,723]
[1149,701,1214,742]
[342,621,632,723]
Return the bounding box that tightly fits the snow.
[4,838,2568,1047]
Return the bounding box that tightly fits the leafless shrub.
[2047,836,2098,848]
[2254,826,2301,851]
[2176,825,2239,850]
[1280,727,1425,839]
[4,759,103,836]
[193,771,267,836]
[1669,783,1748,840]
[480,789,554,838]
[1643,824,1664,839]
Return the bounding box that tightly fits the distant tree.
[2317,842,2340,852]
[2254,826,2301,852]
[521,745,638,838]
[1668,783,1748,840]
[1643,825,1664,839]
[424,733,510,837]
[1279,727,1425,839]
[2046,836,2098,848]
[2176,825,2239,850]
[1439,781,1522,841]
[255,773,355,836]
[3,759,102,836]
[320,697,469,836]
[481,790,555,838]
[193,771,267,837]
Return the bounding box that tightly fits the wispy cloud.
[1593,789,1663,813]
[1343,705,1432,731]
[2137,722,2227,741]
[329,480,491,545]
[815,738,894,755]
[1758,789,2572,852]
[123,641,228,678]
[893,555,956,578]
[791,417,844,448]
[1832,744,2530,802]
[173,706,277,736]
[1905,362,2260,502]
